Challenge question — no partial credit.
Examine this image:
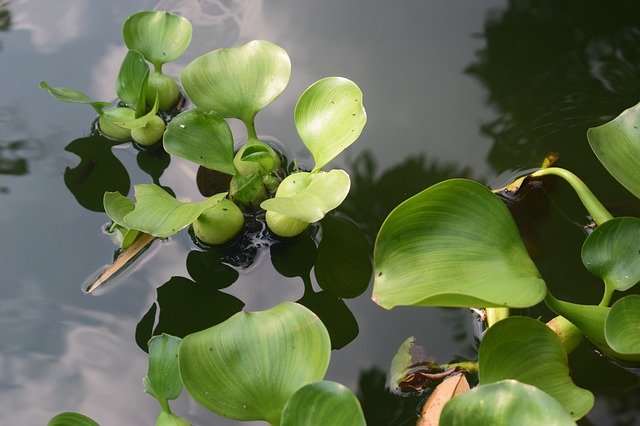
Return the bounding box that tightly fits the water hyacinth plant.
[372,101,640,423]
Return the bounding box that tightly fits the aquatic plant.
[373,101,640,422]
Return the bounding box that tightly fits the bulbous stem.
[530,167,613,225]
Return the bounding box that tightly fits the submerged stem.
[530,167,613,225]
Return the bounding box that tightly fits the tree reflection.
[467,0,640,172]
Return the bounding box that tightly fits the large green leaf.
[587,101,640,199]
[163,108,235,175]
[180,40,291,125]
[39,81,110,114]
[294,77,366,171]
[479,317,594,420]
[103,184,226,238]
[280,381,366,426]
[116,50,149,110]
[48,412,99,426]
[440,380,576,426]
[372,179,546,309]
[582,217,640,292]
[122,11,192,70]
[179,302,330,424]
[260,170,351,223]
[144,334,183,408]
[604,295,640,357]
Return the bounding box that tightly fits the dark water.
[2,0,640,424]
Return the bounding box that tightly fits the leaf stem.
[486,307,509,328]
[440,361,478,374]
[530,167,613,225]
[599,280,615,307]
[245,119,258,140]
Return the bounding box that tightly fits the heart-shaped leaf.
[260,170,351,223]
[582,217,640,292]
[479,317,594,420]
[179,302,330,424]
[116,50,149,110]
[587,101,640,199]
[144,334,183,407]
[48,412,99,426]
[39,81,110,114]
[280,381,366,426]
[372,179,546,309]
[163,108,235,175]
[122,11,192,70]
[604,295,640,358]
[295,77,366,171]
[441,380,576,426]
[180,40,291,125]
[103,184,227,238]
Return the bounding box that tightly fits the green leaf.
[116,50,150,109]
[163,108,235,175]
[582,217,640,292]
[314,215,372,298]
[294,77,367,171]
[479,317,594,420]
[39,81,110,114]
[48,412,99,426]
[144,334,183,406]
[604,295,640,357]
[229,172,268,211]
[587,101,640,199]
[180,40,291,125]
[122,11,192,70]
[441,380,576,426]
[178,302,330,424]
[280,381,366,426]
[114,96,160,129]
[155,412,191,426]
[372,179,546,309]
[260,170,351,223]
[103,184,227,238]
[388,336,420,391]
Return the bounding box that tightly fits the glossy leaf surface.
[39,81,110,114]
[441,380,576,426]
[587,101,640,199]
[479,317,593,420]
[295,77,366,171]
[373,179,546,309]
[122,11,192,69]
[48,412,99,426]
[604,295,640,356]
[280,381,366,426]
[180,40,291,124]
[116,50,149,109]
[260,170,351,223]
[103,184,226,237]
[582,217,640,292]
[179,302,330,424]
[144,334,183,405]
[163,108,235,175]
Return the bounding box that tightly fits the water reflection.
[467,0,640,172]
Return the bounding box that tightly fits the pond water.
[2,0,640,425]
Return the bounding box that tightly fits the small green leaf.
[39,81,110,114]
[582,217,640,292]
[604,295,640,357]
[441,380,576,426]
[155,412,191,426]
[48,412,99,426]
[163,108,235,175]
[229,172,268,211]
[103,184,227,238]
[388,336,420,391]
[116,50,150,109]
[180,40,291,125]
[373,179,546,309]
[479,317,594,420]
[144,334,183,406]
[280,381,366,426]
[122,11,192,70]
[295,77,366,171]
[179,302,330,424]
[587,101,640,199]
[314,214,372,298]
[114,96,160,129]
[260,170,351,223]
